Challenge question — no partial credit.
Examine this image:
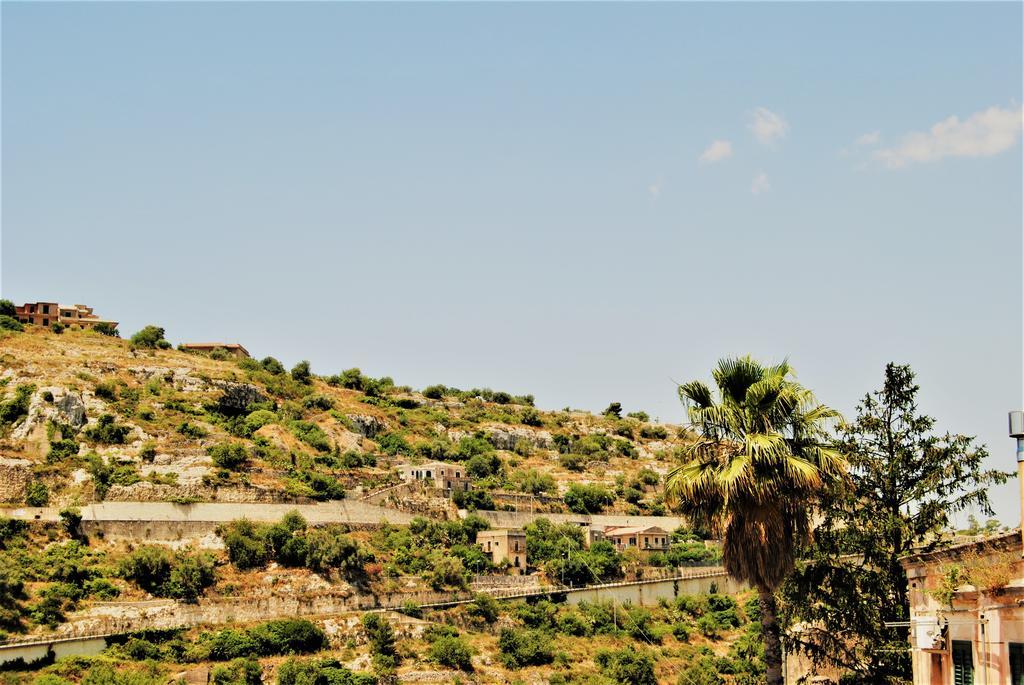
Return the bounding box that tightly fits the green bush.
[361,613,398,663]
[276,658,373,685]
[302,394,334,411]
[466,593,499,624]
[43,437,76,466]
[639,425,668,440]
[0,384,34,426]
[421,384,447,400]
[0,315,24,332]
[119,546,216,601]
[93,322,119,337]
[94,380,118,401]
[178,421,208,439]
[209,443,249,470]
[626,411,649,422]
[563,483,615,514]
[245,409,277,434]
[220,519,272,570]
[427,635,473,671]
[83,414,132,444]
[204,620,327,661]
[130,325,170,349]
[497,627,553,668]
[25,482,49,507]
[672,622,691,642]
[466,452,501,478]
[375,431,411,456]
[289,420,332,452]
[290,361,312,384]
[520,407,543,427]
[0,299,15,317]
[452,489,495,511]
[260,357,286,375]
[211,657,263,685]
[596,648,657,685]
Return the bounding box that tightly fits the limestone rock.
[0,457,32,503]
[211,380,267,416]
[346,414,386,438]
[10,387,87,441]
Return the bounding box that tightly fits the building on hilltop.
[398,461,470,493]
[901,529,1023,685]
[14,302,117,330]
[604,525,670,552]
[477,528,527,574]
[179,343,250,358]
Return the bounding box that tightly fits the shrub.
[0,299,15,316]
[509,469,556,495]
[563,483,615,514]
[427,635,473,671]
[672,622,691,642]
[465,452,501,478]
[260,357,286,375]
[119,546,215,601]
[130,325,170,349]
[84,414,132,444]
[603,402,623,418]
[304,528,367,578]
[497,627,553,668]
[302,394,333,410]
[627,411,649,422]
[361,613,398,662]
[93,322,119,337]
[47,438,80,462]
[520,407,543,427]
[696,614,721,638]
[94,381,118,401]
[245,409,277,434]
[178,421,208,439]
[210,658,263,685]
[639,425,668,440]
[289,421,332,452]
[596,648,657,685]
[374,431,410,456]
[558,453,585,471]
[677,656,725,685]
[25,482,49,507]
[290,361,312,384]
[0,315,23,332]
[0,384,34,426]
[451,489,495,511]
[421,384,447,400]
[466,593,499,624]
[220,519,271,570]
[209,443,249,470]
[276,659,373,685]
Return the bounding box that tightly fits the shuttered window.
[952,640,973,685]
[1010,642,1024,685]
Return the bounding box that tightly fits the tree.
[603,402,623,418]
[664,357,844,685]
[92,322,119,337]
[0,299,15,317]
[130,325,170,349]
[781,363,1011,684]
[290,360,312,384]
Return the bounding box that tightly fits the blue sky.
[2,3,1022,523]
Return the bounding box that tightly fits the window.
[426,471,432,479]
[41,305,49,314]
[28,305,35,313]
[1010,643,1024,685]
[42,319,49,326]
[952,640,973,685]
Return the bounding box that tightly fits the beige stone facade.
[901,530,1024,685]
[605,525,670,552]
[477,529,527,574]
[398,461,470,493]
[14,302,117,330]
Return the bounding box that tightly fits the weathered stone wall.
[469,509,688,531]
[0,458,32,503]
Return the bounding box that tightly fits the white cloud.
[749,107,788,145]
[699,139,733,164]
[856,131,881,146]
[751,172,770,195]
[874,104,1023,168]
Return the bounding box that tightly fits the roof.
[477,528,525,537]
[605,525,669,537]
[899,529,1022,568]
[403,461,459,470]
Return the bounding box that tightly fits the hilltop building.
[179,343,250,358]
[14,302,117,330]
[477,528,527,574]
[605,525,670,552]
[901,530,1023,685]
[398,461,470,493]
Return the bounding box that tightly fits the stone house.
[398,461,470,493]
[901,530,1023,685]
[604,525,670,552]
[477,529,527,574]
[14,302,117,330]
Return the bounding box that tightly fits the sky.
[2,2,1022,524]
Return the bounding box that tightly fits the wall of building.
[472,509,687,531]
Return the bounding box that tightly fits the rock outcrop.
[0,457,32,503]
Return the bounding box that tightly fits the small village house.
[398,461,470,493]
[584,525,607,548]
[604,525,670,553]
[476,528,527,574]
[901,529,1023,684]
[179,343,250,358]
[14,302,117,330]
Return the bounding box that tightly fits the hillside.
[0,325,766,685]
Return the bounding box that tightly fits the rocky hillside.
[0,325,691,514]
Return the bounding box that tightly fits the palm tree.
[664,357,845,685]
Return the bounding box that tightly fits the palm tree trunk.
[760,587,784,685]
